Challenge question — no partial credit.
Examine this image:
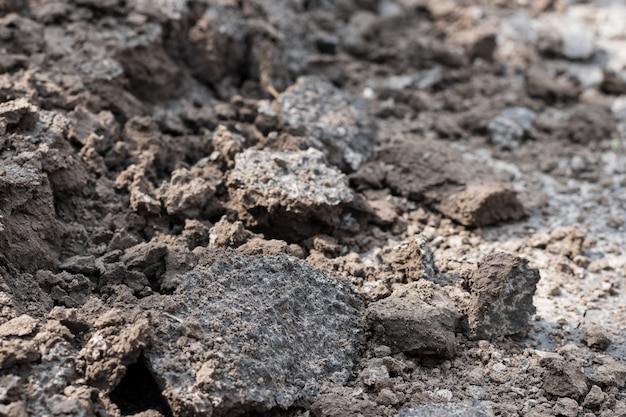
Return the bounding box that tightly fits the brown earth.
[1,0,626,416]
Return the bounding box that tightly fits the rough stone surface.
[228,148,356,240]
[467,253,540,340]
[279,76,377,172]
[144,250,365,416]
[367,280,461,358]
[396,401,495,417]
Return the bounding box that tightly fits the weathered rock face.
[143,250,365,416]
[279,76,377,172]
[228,148,358,240]
[367,281,461,358]
[466,253,541,340]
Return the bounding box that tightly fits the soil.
[1,0,626,416]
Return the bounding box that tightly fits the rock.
[374,139,487,200]
[211,124,246,168]
[0,339,40,369]
[156,168,219,219]
[468,32,497,62]
[378,235,436,283]
[310,387,387,417]
[144,250,365,416]
[0,98,39,133]
[228,148,357,240]
[582,385,606,409]
[601,69,626,95]
[278,76,377,172]
[377,388,400,406]
[580,324,612,351]
[467,253,540,340]
[541,357,588,398]
[120,241,168,283]
[0,315,39,337]
[59,255,99,276]
[371,139,525,227]
[396,401,494,417]
[36,270,93,308]
[552,397,579,417]
[236,237,305,258]
[560,18,595,60]
[588,359,626,388]
[359,358,390,387]
[526,67,580,103]
[561,104,615,144]
[208,216,253,249]
[432,184,526,228]
[367,280,461,358]
[488,107,535,151]
[184,5,247,95]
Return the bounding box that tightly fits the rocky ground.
[1,0,626,416]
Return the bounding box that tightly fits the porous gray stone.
[467,252,540,340]
[367,280,461,358]
[279,76,377,172]
[144,250,365,416]
[228,148,355,240]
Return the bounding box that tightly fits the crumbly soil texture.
[2,0,626,416]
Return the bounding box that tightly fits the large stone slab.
[144,250,365,416]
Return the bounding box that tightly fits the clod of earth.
[364,139,526,227]
[367,280,461,358]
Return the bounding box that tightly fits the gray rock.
[279,76,377,172]
[488,107,535,151]
[467,253,540,340]
[397,401,494,417]
[144,250,365,416]
[559,17,595,60]
[228,148,355,240]
[367,281,461,358]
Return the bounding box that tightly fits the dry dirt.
[1,0,626,416]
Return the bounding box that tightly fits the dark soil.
[1,0,626,416]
